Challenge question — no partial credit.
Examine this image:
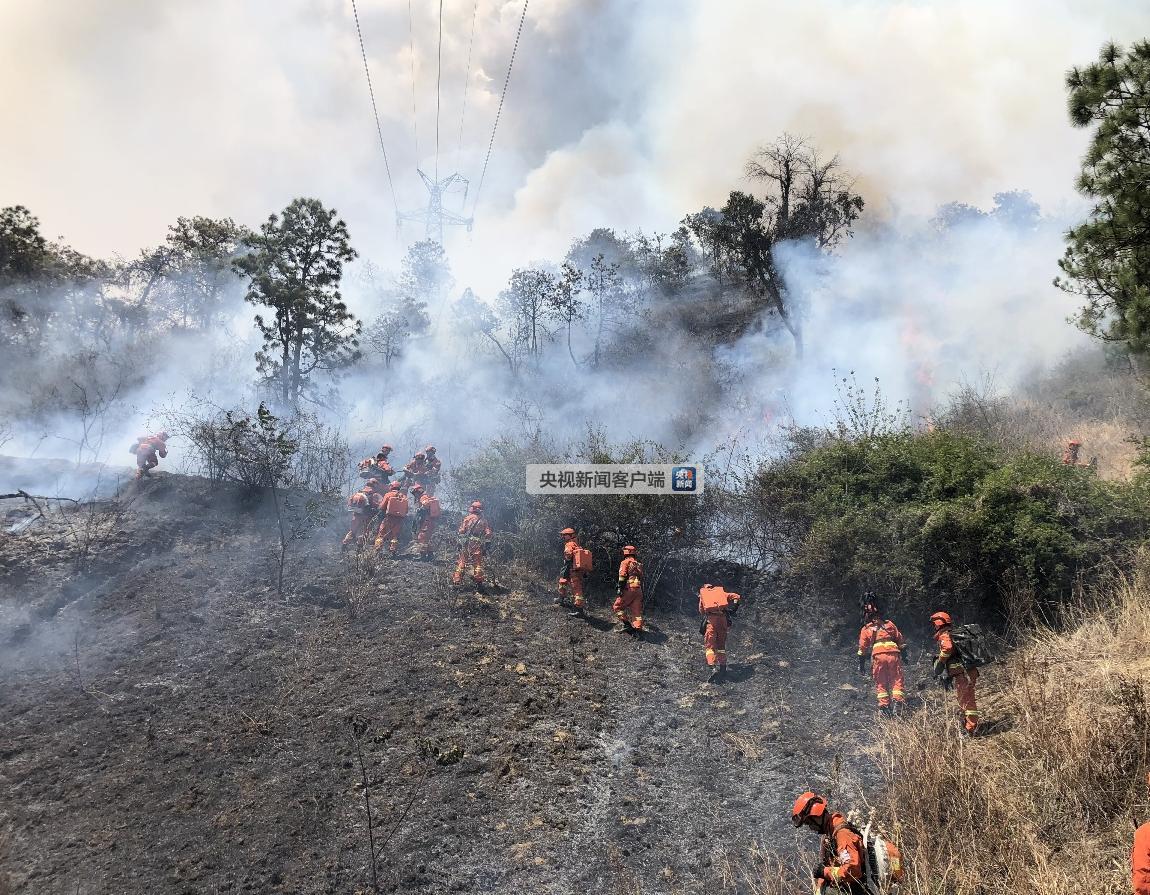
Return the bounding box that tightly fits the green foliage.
[234,198,361,408]
[449,430,713,597]
[751,428,1148,614]
[1057,41,1150,353]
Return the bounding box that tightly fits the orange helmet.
[414,452,425,461]
[560,527,576,537]
[424,445,436,454]
[622,545,637,556]
[1068,439,1081,447]
[411,483,424,494]
[389,481,402,491]
[364,478,381,489]
[470,500,483,512]
[375,451,388,460]
[791,792,827,828]
[930,611,952,629]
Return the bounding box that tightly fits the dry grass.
[865,554,1150,893]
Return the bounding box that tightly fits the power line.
[434,0,444,182]
[406,0,420,161]
[456,0,480,167]
[350,0,399,219]
[471,0,529,219]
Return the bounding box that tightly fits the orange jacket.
[618,557,642,590]
[458,513,492,541]
[135,435,167,458]
[859,619,905,658]
[934,628,966,675]
[1135,822,1150,895]
[821,814,865,886]
[699,586,740,615]
[405,457,429,477]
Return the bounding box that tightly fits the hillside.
[0,467,896,895]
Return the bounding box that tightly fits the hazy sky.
[2,0,1146,290]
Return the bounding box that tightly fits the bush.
[742,427,1148,617]
[448,429,716,601]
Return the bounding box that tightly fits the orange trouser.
[871,653,906,707]
[613,587,643,630]
[952,666,979,732]
[703,612,729,667]
[414,518,438,555]
[452,542,485,584]
[558,571,585,606]
[374,516,405,554]
[342,514,373,546]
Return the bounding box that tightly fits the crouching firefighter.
[342,478,383,550]
[557,527,593,617]
[131,432,169,479]
[857,595,909,716]
[792,792,905,894]
[698,584,741,682]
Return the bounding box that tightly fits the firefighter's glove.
[932,659,945,678]
[811,867,824,883]
[858,655,867,677]
[943,675,954,691]
[559,577,568,586]
[902,649,912,664]
[698,617,707,635]
[727,603,739,617]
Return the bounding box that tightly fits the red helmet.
[622,545,637,556]
[424,445,436,454]
[930,611,952,629]
[469,500,483,512]
[560,527,576,537]
[792,792,827,828]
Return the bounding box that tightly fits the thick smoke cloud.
[0,0,1142,474]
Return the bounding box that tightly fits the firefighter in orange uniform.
[132,432,169,478]
[373,481,409,556]
[452,501,492,588]
[341,478,383,549]
[858,595,909,715]
[558,528,590,617]
[931,610,978,735]
[409,483,441,560]
[613,545,644,636]
[791,792,866,893]
[1062,439,1082,466]
[1134,773,1150,895]
[358,444,394,481]
[698,584,741,681]
[422,445,442,495]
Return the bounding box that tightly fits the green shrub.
[748,427,1148,616]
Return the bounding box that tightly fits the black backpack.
[949,623,995,668]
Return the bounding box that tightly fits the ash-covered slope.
[1,470,888,894]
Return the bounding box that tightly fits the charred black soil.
[0,471,901,894]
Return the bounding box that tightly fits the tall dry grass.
[866,555,1150,893]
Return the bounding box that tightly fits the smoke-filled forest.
[2,3,1150,894]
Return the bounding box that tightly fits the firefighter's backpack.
[950,623,995,668]
[423,496,442,519]
[859,821,905,894]
[572,546,593,572]
[699,585,733,612]
[385,492,409,516]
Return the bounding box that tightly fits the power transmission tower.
[398,169,473,244]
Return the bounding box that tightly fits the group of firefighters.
[342,443,493,588]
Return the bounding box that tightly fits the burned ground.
[0,469,904,894]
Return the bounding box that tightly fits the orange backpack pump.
[572,546,593,572]
[699,585,736,613]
